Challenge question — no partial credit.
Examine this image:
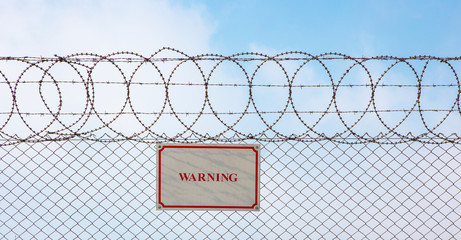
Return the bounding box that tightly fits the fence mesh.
[1,49,460,239]
[2,135,460,239]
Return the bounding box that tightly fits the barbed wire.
[0,48,460,145]
[2,55,461,62]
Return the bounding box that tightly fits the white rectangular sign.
[156,144,260,211]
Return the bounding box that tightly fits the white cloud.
[0,0,215,56]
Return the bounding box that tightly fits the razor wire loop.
[126,52,168,140]
[164,48,209,140]
[289,52,335,140]
[0,48,460,145]
[249,52,292,139]
[330,53,375,143]
[14,58,63,141]
[86,52,134,140]
[371,58,423,143]
[38,56,91,139]
[205,53,252,138]
[417,59,461,143]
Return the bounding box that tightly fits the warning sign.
[156,144,260,211]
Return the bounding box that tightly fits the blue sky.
[1,0,460,57]
[186,0,461,56]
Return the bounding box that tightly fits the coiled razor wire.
[0,48,460,145]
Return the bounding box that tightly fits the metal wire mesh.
[1,50,460,239]
[1,135,460,239]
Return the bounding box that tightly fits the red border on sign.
[158,145,259,209]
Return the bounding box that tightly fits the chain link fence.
[2,135,460,239]
[1,50,460,239]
